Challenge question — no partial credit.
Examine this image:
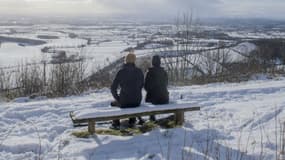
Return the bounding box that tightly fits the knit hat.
[152,55,161,67]
[125,53,136,64]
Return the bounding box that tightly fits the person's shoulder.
[155,67,167,75]
[116,67,125,75]
[133,66,143,75]
[135,66,143,73]
[146,67,157,74]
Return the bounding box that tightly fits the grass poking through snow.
[72,118,179,138]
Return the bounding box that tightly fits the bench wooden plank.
[73,103,200,122]
[71,107,200,123]
[70,103,200,134]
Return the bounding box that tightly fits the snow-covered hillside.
[0,77,285,160]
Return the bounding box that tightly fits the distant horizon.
[2,13,285,22]
[1,15,285,26]
[1,0,285,22]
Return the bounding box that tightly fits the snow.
[220,43,254,63]
[84,40,131,67]
[44,38,87,48]
[1,136,47,154]
[74,103,198,120]
[0,77,285,159]
[226,31,276,39]
[13,97,30,103]
[1,22,285,160]
[0,43,42,67]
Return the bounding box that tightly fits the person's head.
[125,53,136,64]
[152,55,161,67]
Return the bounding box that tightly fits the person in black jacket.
[111,53,144,128]
[145,55,169,121]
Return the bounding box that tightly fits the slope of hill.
[0,76,285,160]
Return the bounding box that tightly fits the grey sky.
[0,0,285,20]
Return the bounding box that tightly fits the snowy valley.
[1,19,285,160]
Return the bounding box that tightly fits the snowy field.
[1,22,285,70]
[0,43,42,67]
[0,24,139,68]
[0,76,285,160]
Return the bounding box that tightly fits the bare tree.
[15,62,45,96]
[159,13,205,84]
[48,59,87,96]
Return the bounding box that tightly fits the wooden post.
[88,120,95,134]
[175,111,184,125]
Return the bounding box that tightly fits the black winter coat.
[144,67,169,104]
[111,63,144,108]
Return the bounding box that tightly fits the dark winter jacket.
[144,56,169,104]
[111,63,144,108]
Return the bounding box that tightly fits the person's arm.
[111,71,121,101]
[140,69,144,89]
[144,70,151,91]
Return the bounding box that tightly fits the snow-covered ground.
[0,43,42,68]
[0,77,285,160]
[0,24,138,68]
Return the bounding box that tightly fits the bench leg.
[88,120,95,134]
[175,111,184,125]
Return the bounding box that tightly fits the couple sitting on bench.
[110,52,169,129]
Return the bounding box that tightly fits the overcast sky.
[0,0,285,20]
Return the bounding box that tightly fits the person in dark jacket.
[111,53,144,128]
[145,55,169,121]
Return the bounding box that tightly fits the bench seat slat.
[72,103,200,123]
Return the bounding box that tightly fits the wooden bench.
[70,103,200,134]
